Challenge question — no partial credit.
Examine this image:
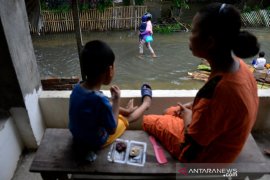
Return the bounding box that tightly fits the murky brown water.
[32,28,270,90]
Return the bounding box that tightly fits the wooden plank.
[30,129,268,179]
[30,128,269,179]
[30,129,177,176]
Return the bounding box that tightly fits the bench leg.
[41,172,69,180]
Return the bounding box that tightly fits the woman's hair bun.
[233,31,260,58]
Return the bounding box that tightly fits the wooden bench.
[29,128,268,180]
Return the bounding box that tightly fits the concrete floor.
[11,132,270,180]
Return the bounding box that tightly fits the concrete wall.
[0,0,45,149]
[0,117,24,180]
[39,89,270,131]
[0,1,45,179]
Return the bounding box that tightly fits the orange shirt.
[179,59,258,163]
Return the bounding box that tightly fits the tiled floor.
[11,132,270,180]
[11,150,42,180]
[252,131,270,163]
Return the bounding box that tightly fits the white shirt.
[254,57,266,70]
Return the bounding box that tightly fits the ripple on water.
[32,29,270,89]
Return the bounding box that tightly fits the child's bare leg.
[139,40,144,55]
[127,84,152,123]
[127,96,151,123]
[146,43,156,58]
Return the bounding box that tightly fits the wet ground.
[32,28,270,90]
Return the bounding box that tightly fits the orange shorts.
[142,106,185,158]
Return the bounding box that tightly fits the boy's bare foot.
[264,149,270,156]
[137,54,144,60]
[152,53,157,58]
[142,96,151,109]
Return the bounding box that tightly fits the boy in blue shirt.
[69,40,152,160]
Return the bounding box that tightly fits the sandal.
[141,83,152,101]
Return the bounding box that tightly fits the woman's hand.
[178,103,192,129]
[183,101,193,110]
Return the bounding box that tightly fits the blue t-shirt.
[68,82,116,149]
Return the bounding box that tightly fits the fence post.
[72,0,85,80]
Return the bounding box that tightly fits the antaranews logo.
[176,163,238,179]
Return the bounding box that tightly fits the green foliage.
[172,0,189,9]
[123,0,144,6]
[59,3,71,12]
[96,0,113,12]
[40,0,71,13]
[254,5,261,11]
[135,0,144,5]
[243,6,252,13]
[123,0,130,6]
[154,23,183,33]
[40,0,47,10]
[242,4,267,13]
[80,3,90,11]
[40,0,113,13]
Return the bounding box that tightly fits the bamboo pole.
[72,0,85,80]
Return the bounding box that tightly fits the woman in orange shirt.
[143,3,259,163]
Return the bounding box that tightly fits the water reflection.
[32,28,270,90]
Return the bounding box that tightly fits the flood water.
[32,28,270,90]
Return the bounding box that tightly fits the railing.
[241,9,270,27]
[30,6,147,33]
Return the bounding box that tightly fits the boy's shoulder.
[94,90,107,98]
[72,84,107,99]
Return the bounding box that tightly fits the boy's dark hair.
[80,40,115,82]
[198,3,259,58]
[259,51,265,57]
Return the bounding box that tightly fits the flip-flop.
[141,83,152,102]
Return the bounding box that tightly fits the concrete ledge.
[39,89,270,131]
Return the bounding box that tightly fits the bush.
[154,23,184,33]
[40,0,113,12]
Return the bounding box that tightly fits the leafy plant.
[154,23,184,33]
[135,0,144,6]
[123,0,130,6]
[242,4,267,13]
[171,0,189,9]
[242,5,252,13]
[80,3,89,11]
[40,0,113,12]
[96,0,113,12]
